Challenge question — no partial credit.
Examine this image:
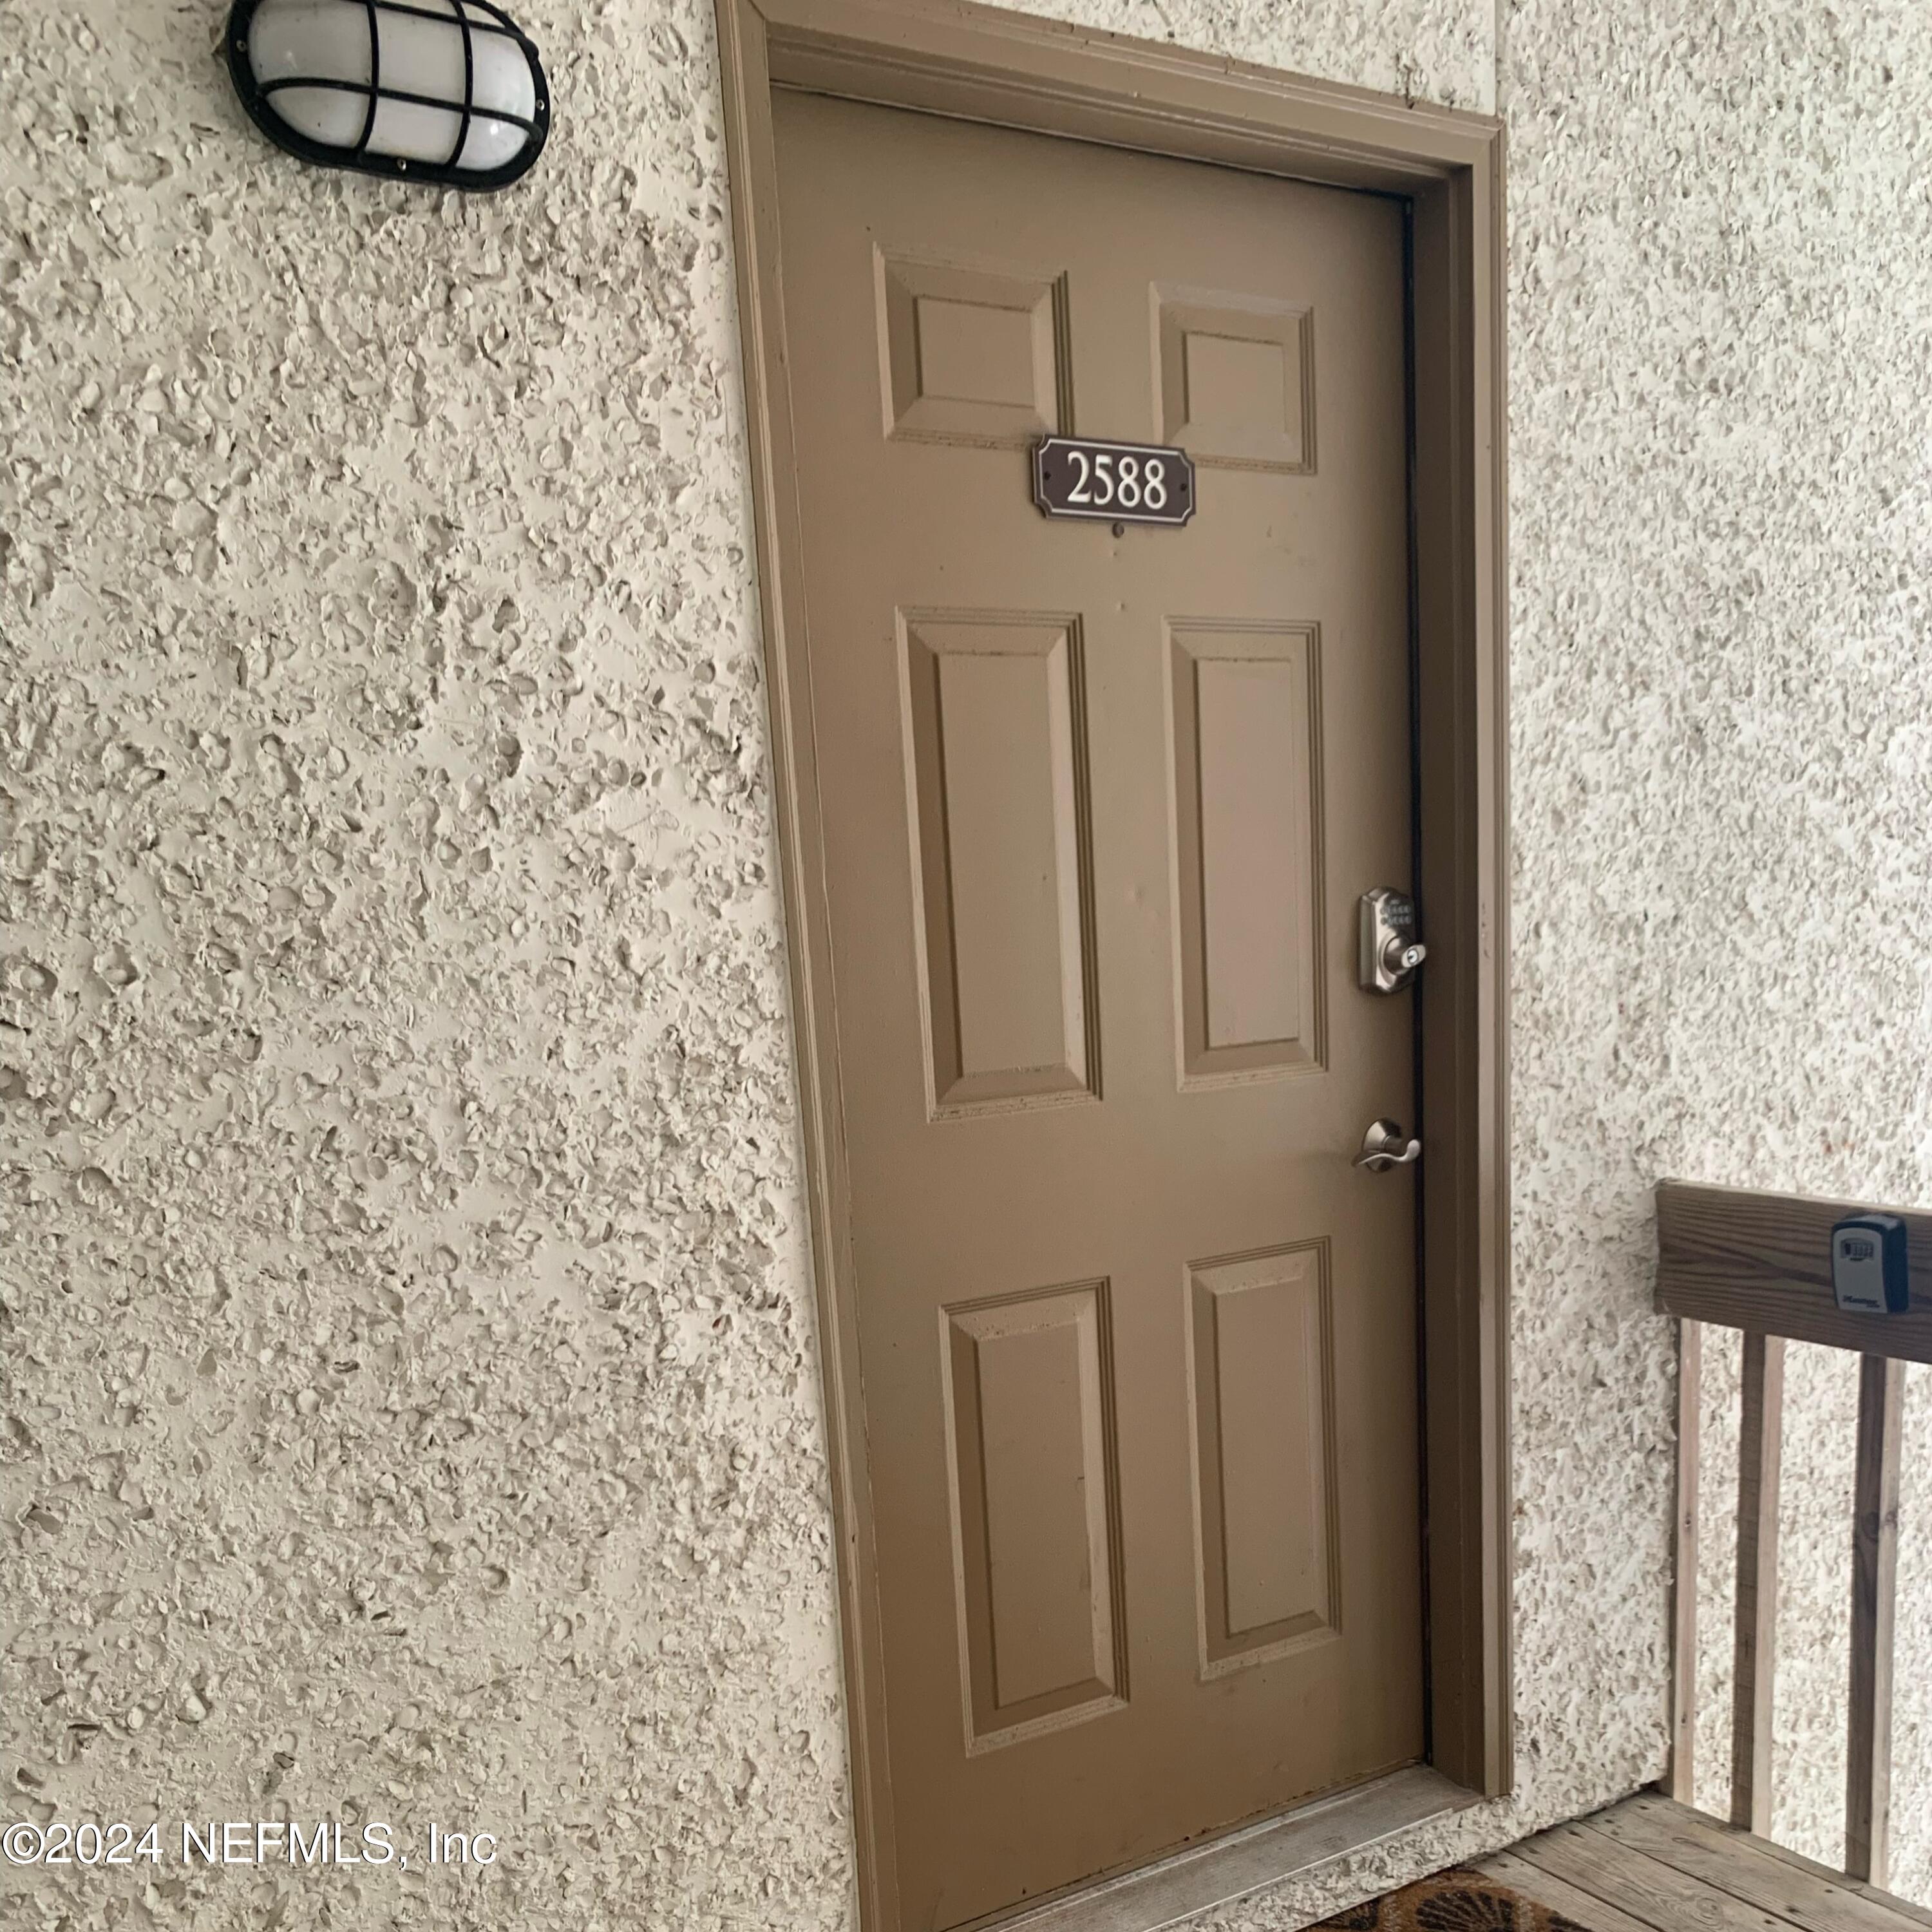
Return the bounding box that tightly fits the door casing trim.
[712,4,1513,1924]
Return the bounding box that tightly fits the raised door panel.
[875,249,1072,446]
[1154,285,1316,471]
[942,1282,1128,1752]
[1169,621,1323,1083]
[1188,1245,1340,1674]
[901,612,1099,1115]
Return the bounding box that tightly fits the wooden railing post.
[1846,1353,1905,1886]
[1656,1181,1922,1884]
[1667,1319,1701,1803]
[1731,1331,1785,1834]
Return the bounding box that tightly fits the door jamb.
[712,3,1513,1924]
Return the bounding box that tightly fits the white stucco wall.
[5,0,1931,1925]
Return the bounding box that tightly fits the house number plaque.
[1032,436,1196,527]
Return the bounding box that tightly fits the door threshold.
[987,1766,1478,1932]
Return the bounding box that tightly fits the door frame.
[713,1,1512,1921]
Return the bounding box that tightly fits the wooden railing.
[1657,1180,1925,1888]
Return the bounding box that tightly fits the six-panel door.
[773,90,1425,1932]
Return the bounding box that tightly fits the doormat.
[1319,1868,1591,1932]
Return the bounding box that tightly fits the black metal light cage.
[227,0,551,193]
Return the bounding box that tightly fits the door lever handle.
[1354,1119,1421,1171]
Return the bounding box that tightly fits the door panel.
[772,90,1423,1931]
[901,611,1099,1112]
[1154,287,1316,471]
[1169,621,1322,1081]
[942,1280,1127,1748]
[876,250,1072,446]
[1188,1243,1338,1669]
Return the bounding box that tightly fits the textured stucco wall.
[1,2,851,1923]
[6,0,1932,1926]
[1506,0,1932,1900]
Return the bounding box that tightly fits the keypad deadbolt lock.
[1359,887,1426,993]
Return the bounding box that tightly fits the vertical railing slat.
[1845,1352,1905,1886]
[1731,1331,1785,1833]
[1667,1319,1702,1803]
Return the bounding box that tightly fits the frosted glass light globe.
[227,0,549,190]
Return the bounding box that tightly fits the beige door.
[773,90,1424,1931]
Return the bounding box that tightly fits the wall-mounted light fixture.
[227,0,549,192]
